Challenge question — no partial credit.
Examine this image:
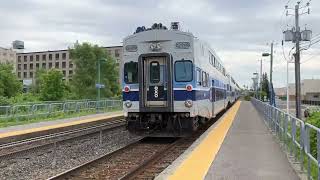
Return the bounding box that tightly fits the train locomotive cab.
[122,22,236,137]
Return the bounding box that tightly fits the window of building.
[69,70,73,75]
[24,64,27,69]
[69,63,73,68]
[18,64,21,70]
[63,70,66,76]
[149,61,160,83]
[36,55,39,61]
[18,72,21,78]
[23,72,27,78]
[314,95,319,98]
[24,56,27,62]
[18,56,21,62]
[55,53,59,60]
[62,53,66,60]
[3,52,7,56]
[36,63,39,69]
[175,60,193,82]
[55,62,59,68]
[30,72,33,78]
[124,61,138,84]
[115,49,120,57]
[30,64,33,70]
[49,54,52,60]
[62,62,66,68]
[49,62,52,68]
[30,55,33,61]
[42,63,46,69]
[42,54,46,61]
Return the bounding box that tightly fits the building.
[274,79,320,101]
[0,47,16,71]
[16,46,123,83]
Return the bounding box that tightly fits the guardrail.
[0,99,122,122]
[251,98,319,180]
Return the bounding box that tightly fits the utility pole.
[294,3,302,119]
[283,1,311,119]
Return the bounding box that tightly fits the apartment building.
[16,46,123,82]
[0,47,16,71]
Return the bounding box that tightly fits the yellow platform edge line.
[169,101,241,180]
[0,112,123,139]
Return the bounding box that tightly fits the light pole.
[262,44,274,106]
[253,72,259,98]
[96,58,107,108]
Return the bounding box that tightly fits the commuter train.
[121,22,240,137]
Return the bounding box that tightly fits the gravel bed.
[0,127,141,180]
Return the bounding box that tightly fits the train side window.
[124,61,138,84]
[175,60,193,82]
[206,73,210,87]
[196,69,201,85]
[150,61,160,83]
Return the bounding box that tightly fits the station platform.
[0,111,123,143]
[157,101,299,180]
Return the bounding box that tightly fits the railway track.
[0,117,126,158]
[48,110,224,180]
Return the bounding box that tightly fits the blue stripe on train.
[123,90,212,101]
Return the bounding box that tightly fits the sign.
[95,84,105,89]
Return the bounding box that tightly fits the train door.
[143,57,167,107]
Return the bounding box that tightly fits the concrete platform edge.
[155,107,233,180]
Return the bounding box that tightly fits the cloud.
[0,0,319,88]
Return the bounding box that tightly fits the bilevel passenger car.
[121,22,240,137]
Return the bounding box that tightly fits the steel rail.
[0,117,125,157]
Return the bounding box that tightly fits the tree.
[69,42,120,99]
[0,63,22,98]
[261,73,270,100]
[38,69,66,101]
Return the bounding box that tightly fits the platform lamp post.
[253,72,259,99]
[262,46,274,106]
[96,58,107,112]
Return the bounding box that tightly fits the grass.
[0,107,122,128]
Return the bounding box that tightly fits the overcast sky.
[1,0,319,88]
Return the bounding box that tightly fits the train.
[121,22,240,137]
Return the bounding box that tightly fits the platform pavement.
[205,101,299,180]
[157,101,299,180]
[0,111,123,135]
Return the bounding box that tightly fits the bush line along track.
[0,117,126,158]
[49,109,227,180]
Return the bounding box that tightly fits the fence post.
[300,122,304,171]
[305,126,311,180]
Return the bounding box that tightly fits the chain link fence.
[0,99,123,124]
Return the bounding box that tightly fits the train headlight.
[124,86,130,93]
[125,101,132,108]
[185,100,193,108]
[186,84,193,92]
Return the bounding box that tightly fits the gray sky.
[1,0,319,88]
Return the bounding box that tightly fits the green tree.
[0,63,22,98]
[31,68,46,94]
[38,69,66,101]
[261,73,270,100]
[69,42,120,99]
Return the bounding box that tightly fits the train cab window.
[150,61,160,83]
[124,61,138,84]
[175,60,193,82]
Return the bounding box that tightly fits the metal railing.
[0,99,123,122]
[303,100,320,106]
[252,98,319,180]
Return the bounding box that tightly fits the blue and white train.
[121,22,239,137]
